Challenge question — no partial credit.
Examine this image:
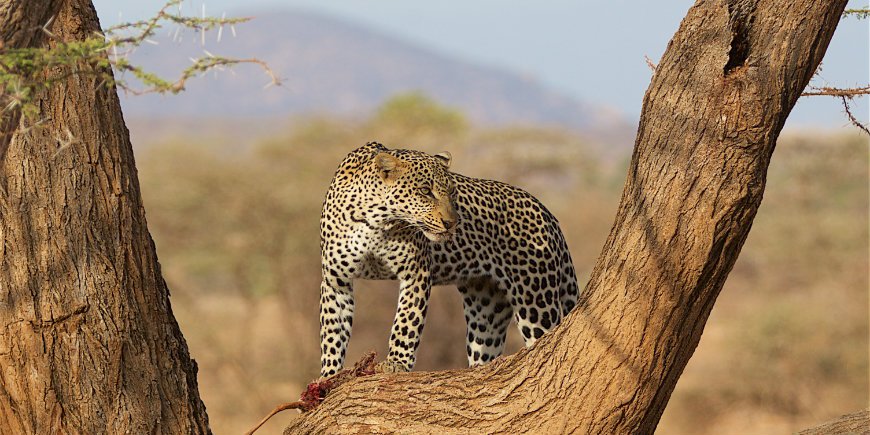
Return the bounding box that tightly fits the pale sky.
[94,0,869,129]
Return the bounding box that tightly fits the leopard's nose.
[442,217,457,230]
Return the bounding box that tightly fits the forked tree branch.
[284,1,849,434]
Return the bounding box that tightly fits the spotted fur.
[319,142,579,377]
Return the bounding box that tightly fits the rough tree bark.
[797,410,870,435]
[0,1,210,434]
[285,1,848,434]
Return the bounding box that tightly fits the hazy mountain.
[119,9,625,132]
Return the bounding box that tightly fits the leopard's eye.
[419,187,432,196]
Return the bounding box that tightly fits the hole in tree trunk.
[724,0,755,75]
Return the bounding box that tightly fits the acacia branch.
[843,7,870,19]
[0,0,279,117]
[802,85,870,97]
[797,7,870,134]
[801,85,870,135]
[101,0,249,45]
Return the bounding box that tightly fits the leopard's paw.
[374,360,410,374]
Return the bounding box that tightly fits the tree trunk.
[0,1,210,434]
[285,1,847,434]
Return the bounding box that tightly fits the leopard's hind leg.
[458,277,512,366]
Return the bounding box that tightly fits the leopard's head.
[371,147,459,242]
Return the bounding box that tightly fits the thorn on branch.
[40,15,56,38]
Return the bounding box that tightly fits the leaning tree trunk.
[0,1,210,434]
[285,1,847,434]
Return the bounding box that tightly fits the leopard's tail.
[551,225,579,318]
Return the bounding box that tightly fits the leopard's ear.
[365,141,388,152]
[434,151,451,168]
[374,152,403,181]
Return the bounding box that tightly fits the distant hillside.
[119,9,624,131]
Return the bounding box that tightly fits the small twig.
[243,401,305,435]
[840,95,870,136]
[644,55,657,73]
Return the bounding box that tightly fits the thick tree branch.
[285,1,848,434]
[797,410,869,435]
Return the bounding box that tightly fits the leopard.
[318,141,579,377]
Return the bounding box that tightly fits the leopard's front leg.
[382,254,432,372]
[319,274,354,378]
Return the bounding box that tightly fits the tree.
[284,1,855,434]
[0,1,211,433]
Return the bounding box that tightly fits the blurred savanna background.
[94,1,868,433]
